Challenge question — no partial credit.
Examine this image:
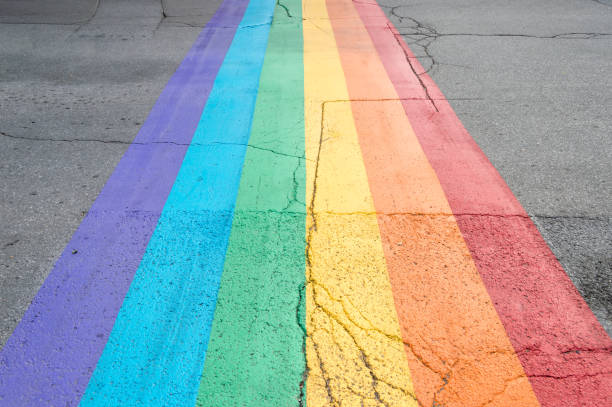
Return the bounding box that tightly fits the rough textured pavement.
[378,0,612,335]
[0,0,224,347]
[0,0,611,406]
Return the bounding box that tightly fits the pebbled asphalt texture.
[0,0,224,347]
[378,0,612,334]
[0,0,610,351]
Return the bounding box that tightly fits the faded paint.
[327,0,540,405]
[303,0,417,405]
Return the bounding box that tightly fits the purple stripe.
[0,0,249,405]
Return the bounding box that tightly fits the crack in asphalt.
[312,338,339,406]
[359,349,394,407]
[397,31,612,40]
[304,100,327,265]
[301,100,424,406]
[303,100,346,406]
[2,240,19,249]
[299,98,611,404]
[1,131,139,145]
[379,3,612,83]
[561,347,612,354]
[154,0,167,33]
[283,157,306,212]
[156,0,216,30]
[239,21,274,29]
[210,141,309,161]
[475,375,526,407]
[302,18,334,37]
[0,131,311,162]
[530,371,612,380]
[308,280,425,406]
[590,0,612,6]
[381,5,440,77]
[72,0,100,32]
[302,100,325,400]
[302,211,610,220]
[277,0,293,18]
[387,7,439,72]
[386,23,439,111]
[160,0,168,18]
[3,127,606,218]
[0,21,77,26]
[296,283,308,407]
[516,344,612,358]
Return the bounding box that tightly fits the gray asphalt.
[0,0,610,350]
[0,0,224,347]
[379,0,612,334]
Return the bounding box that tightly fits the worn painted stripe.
[353,1,612,406]
[302,0,417,405]
[78,1,276,405]
[0,1,248,405]
[195,0,307,405]
[326,0,541,405]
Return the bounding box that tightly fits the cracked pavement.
[0,0,225,347]
[1,0,611,405]
[378,0,612,334]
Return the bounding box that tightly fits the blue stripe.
[79,1,276,405]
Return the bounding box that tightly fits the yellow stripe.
[303,0,417,405]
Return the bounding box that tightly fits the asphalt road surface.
[0,0,610,406]
[378,0,612,334]
[1,0,225,346]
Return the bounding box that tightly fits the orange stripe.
[325,0,541,405]
[302,0,418,404]
[353,2,612,405]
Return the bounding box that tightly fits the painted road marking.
[0,0,250,405]
[327,0,540,405]
[352,1,612,405]
[303,0,417,405]
[195,0,306,405]
[78,0,275,405]
[1,0,610,405]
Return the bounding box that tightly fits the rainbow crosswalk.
[0,0,610,406]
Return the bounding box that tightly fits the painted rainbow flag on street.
[1,0,610,406]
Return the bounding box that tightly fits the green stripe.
[195,1,306,405]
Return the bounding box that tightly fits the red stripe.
[353,2,612,405]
